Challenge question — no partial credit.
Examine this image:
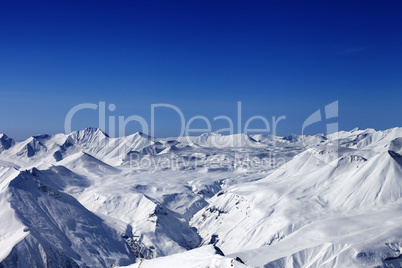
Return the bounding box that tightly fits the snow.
[0,168,27,262]
[121,245,250,268]
[0,167,134,267]
[1,127,402,267]
[0,134,15,152]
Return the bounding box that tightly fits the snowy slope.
[191,128,402,267]
[0,167,134,267]
[121,245,250,268]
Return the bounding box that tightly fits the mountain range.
[1,127,402,267]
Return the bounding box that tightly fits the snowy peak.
[0,133,15,151]
[389,137,402,159]
[282,133,300,142]
[133,131,152,140]
[17,137,47,158]
[69,127,109,143]
[58,151,120,176]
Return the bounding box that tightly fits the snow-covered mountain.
[1,127,402,267]
[0,134,15,153]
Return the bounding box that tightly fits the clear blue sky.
[0,0,401,140]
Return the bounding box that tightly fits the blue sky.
[0,1,401,140]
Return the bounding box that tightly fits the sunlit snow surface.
[1,128,402,267]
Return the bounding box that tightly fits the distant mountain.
[0,133,15,152]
